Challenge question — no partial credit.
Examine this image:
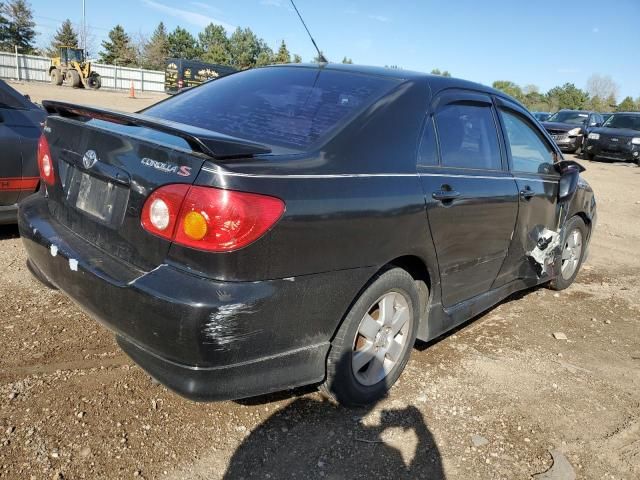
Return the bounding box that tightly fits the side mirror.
[555,160,585,202]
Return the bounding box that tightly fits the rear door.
[492,97,561,285]
[418,90,519,307]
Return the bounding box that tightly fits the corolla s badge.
[82,150,98,169]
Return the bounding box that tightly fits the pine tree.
[142,22,169,70]
[46,19,78,57]
[198,23,230,64]
[341,56,352,64]
[292,53,302,63]
[100,25,137,66]
[167,27,201,60]
[228,27,262,69]
[255,47,273,66]
[0,0,36,53]
[617,96,639,112]
[274,40,290,64]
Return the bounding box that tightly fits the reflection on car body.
[19,64,596,406]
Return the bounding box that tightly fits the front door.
[492,98,561,286]
[418,90,519,307]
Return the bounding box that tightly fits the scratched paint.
[50,245,58,257]
[69,259,78,271]
[202,303,262,350]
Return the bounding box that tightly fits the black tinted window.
[417,116,438,166]
[144,67,398,150]
[499,109,555,174]
[434,104,501,170]
[603,114,640,131]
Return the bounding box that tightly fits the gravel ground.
[0,83,638,479]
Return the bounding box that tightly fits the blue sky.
[31,0,639,100]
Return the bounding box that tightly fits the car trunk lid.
[41,101,271,271]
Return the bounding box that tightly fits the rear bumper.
[19,193,375,401]
[0,204,18,225]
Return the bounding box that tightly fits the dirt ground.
[7,81,166,112]
[0,83,639,479]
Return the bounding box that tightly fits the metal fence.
[0,51,165,92]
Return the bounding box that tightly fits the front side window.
[144,67,399,150]
[434,103,501,170]
[499,109,555,174]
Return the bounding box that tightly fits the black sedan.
[584,112,640,165]
[0,80,46,224]
[19,65,596,406]
[542,109,604,154]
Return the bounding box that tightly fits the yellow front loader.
[49,46,101,89]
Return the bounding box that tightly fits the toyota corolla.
[19,64,596,406]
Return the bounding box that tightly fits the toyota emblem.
[82,150,98,169]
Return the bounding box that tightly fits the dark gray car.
[0,79,46,224]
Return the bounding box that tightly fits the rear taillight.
[141,185,285,252]
[141,184,189,240]
[37,134,55,185]
[178,79,183,89]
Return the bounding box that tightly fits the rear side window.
[144,67,399,150]
[499,109,555,174]
[434,104,501,170]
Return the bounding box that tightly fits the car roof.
[610,111,640,115]
[267,62,507,98]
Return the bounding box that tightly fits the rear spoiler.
[42,100,272,159]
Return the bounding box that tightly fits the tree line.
[492,76,640,113]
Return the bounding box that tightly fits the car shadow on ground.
[0,224,19,240]
[227,353,445,479]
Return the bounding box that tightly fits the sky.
[30,0,640,100]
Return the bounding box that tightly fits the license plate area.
[64,165,129,227]
[552,134,569,143]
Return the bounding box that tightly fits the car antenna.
[289,0,327,63]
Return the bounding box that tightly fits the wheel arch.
[329,254,435,345]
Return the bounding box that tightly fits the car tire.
[583,152,594,161]
[549,216,587,291]
[574,139,583,155]
[320,267,420,407]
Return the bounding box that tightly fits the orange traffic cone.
[129,80,136,99]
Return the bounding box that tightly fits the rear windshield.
[603,114,640,131]
[144,67,399,150]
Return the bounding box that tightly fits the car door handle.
[519,187,535,200]
[432,190,461,201]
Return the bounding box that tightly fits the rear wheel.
[50,68,62,86]
[549,216,587,291]
[320,268,419,406]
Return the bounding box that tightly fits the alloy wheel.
[351,291,412,386]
